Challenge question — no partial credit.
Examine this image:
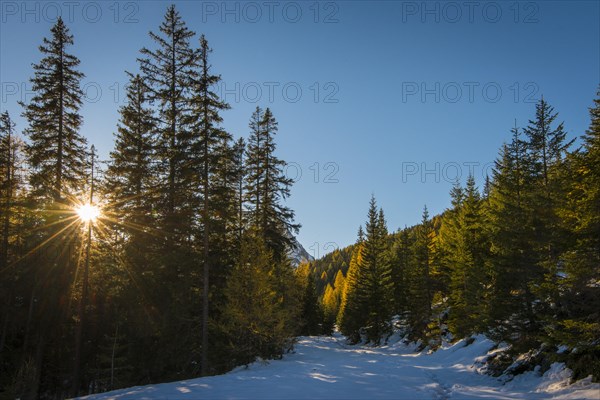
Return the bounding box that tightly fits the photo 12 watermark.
[1,1,141,24]
[307,241,339,259]
[1,80,341,105]
[401,81,540,104]
[285,161,340,184]
[198,1,340,24]
[400,1,540,24]
[401,161,495,183]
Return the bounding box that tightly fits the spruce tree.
[104,73,156,230]
[390,228,412,316]
[188,34,232,376]
[232,138,246,244]
[222,230,298,367]
[337,235,366,343]
[244,107,299,260]
[19,18,88,397]
[138,4,199,233]
[408,206,433,340]
[523,98,573,340]
[361,205,394,343]
[447,176,488,337]
[554,88,600,354]
[488,125,537,341]
[300,272,323,335]
[0,111,16,272]
[21,17,87,203]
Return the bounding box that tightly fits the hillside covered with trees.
[309,93,600,382]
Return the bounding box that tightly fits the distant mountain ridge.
[288,236,314,267]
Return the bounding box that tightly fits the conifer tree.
[138,4,199,232]
[390,228,412,316]
[222,230,297,366]
[21,17,87,203]
[187,34,232,375]
[300,272,323,335]
[522,98,573,338]
[447,176,489,336]
[104,73,156,230]
[554,88,600,352]
[408,206,433,340]
[0,111,25,370]
[361,205,394,343]
[338,226,366,343]
[338,198,394,344]
[0,112,17,272]
[232,138,246,244]
[19,18,88,397]
[244,107,299,260]
[488,125,537,341]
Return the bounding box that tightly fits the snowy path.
[84,334,599,400]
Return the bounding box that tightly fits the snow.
[82,334,600,400]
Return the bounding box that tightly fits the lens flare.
[77,204,100,222]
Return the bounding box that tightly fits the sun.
[76,204,100,222]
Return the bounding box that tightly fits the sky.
[1,0,599,255]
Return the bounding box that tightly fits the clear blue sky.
[1,1,599,254]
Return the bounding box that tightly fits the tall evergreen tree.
[0,112,16,272]
[488,125,537,342]
[244,107,299,260]
[138,4,199,234]
[523,98,573,338]
[554,88,600,354]
[338,198,393,344]
[338,232,366,343]
[19,18,88,397]
[232,138,246,244]
[446,176,489,337]
[188,34,232,376]
[104,73,156,231]
[408,206,433,340]
[21,17,87,203]
[222,230,299,367]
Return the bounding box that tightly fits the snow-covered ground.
[83,334,599,400]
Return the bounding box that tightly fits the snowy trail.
[84,334,599,400]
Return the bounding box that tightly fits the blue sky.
[1,1,599,254]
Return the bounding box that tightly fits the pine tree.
[337,235,366,343]
[300,272,323,335]
[488,125,537,341]
[447,176,488,337]
[232,138,246,244]
[408,206,433,340]
[187,33,232,376]
[362,205,394,343]
[0,111,26,371]
[523,98,573,340]
[0,111,16,272]
[21,17,87,203]
[244,107,299,260]
[19,18,88,397]
[221,230,297,367]
[138,4,199,234]
[338,198,394,344]
[554,88,600,356]
[104,73,156,231]
[390,228,412,316]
